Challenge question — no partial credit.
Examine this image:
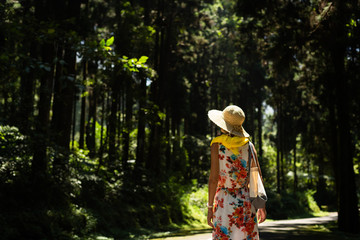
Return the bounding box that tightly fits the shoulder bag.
[248,142,267,210]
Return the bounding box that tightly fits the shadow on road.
[153,212,360,240]
[259,213,358,240]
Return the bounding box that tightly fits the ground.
[150,212,359,240]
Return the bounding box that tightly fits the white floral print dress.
[212,142,259,240]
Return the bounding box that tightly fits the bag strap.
[246,143,253,187]
[248,142,264,181]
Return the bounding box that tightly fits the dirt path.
[155,213,338,240]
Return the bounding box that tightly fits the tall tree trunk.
[307,153,311,187]
[79,61,87,149]
[18,1,35,132]
[71,88,77,150]
[276,103,283,193]
[135,0,150,173]
[51,44,76,173]
[122,74,133,171]
[257,101,263,162]
[293,139,298,194]
[31,0,55,175]
[51,0,80,174]
[316,154,327,204]
[108,76,119,169]
[280,108,285,191]
[86,86,97,157]
[331,1,359,232]
[165,106,171,171]
[32,42,55,175]
[135,73,147,171]
[19,46,36,134]
[98,93,106,173]
[147,0,165,177]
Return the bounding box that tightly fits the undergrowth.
[0,126,333,240]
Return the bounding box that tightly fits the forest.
[0,0,359,239]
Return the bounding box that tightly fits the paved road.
[157,212,338,240]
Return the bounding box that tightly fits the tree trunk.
[122,74,133,171]
[147,0,165,177]
[71,87,77,150]
[293,139,298,194]
[32,42,55,175]
[331,1,359,232]
[86,86,97,157]
[108,76,119,169]
[31,0,55,175]
[98,93,106,173]
[51,44,76,173]
[276,110,281,193]
[165,106,171,171]
[257,101,263,163]
[280,108,285,191]
[316,154,327,204]
[51,0,80,174]
[135,73,147,171]
[19,45,36,134]
[79,61,87,149]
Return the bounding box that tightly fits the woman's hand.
[207,208,215,229]
[257,208,267,223]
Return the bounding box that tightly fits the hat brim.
[208,109,250,137]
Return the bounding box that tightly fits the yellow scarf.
[210,135,249,155]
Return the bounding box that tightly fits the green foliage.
[0,125,28,158]
[266,189,322,220]
[99,37,114,52]
[76,174,204,239]
[97,36,150,73]
[0,125,208,239]
[183,135,211,183]
[0,125,31,182]
[261,141,277,190]
[120,56,149,73]
[1,0,360,238]
[180,182,208,224]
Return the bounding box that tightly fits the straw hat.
[208,105,250,137]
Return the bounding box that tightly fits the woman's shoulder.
[210,134,226,145]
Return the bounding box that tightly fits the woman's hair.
[221,128,235,137]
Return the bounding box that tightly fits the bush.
[180,181,208,224]
[0,125,32,182]
[266,189,321,219]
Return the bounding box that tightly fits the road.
[155,212,338,240]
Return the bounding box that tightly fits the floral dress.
[212,142,259,240]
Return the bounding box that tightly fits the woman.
[207,105,266,240]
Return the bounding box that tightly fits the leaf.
[138,56,149,64]
[350,19,357,27]
[158,112,166,121]
[106,36,114,46]
[81,91,89,98]
[99,39,105,47]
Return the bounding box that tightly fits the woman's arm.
[207,143,219,229]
